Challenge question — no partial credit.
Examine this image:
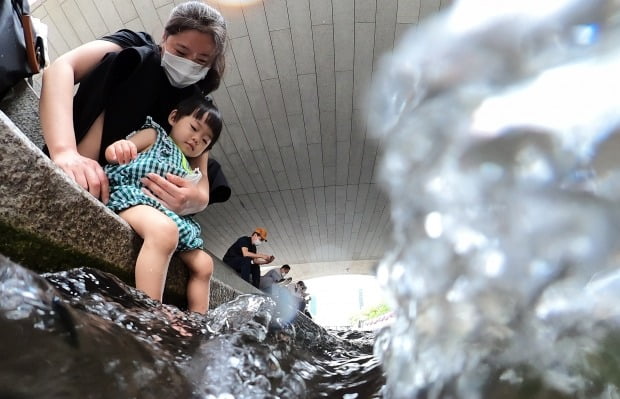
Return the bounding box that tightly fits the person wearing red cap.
[222,228,276,288]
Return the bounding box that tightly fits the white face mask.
[252,239,262,246]
[161,50,210,88]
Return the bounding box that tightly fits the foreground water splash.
[0,256,384,398]
[369,0,620,398]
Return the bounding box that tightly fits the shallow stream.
[6,0,620,398]
[0,260,385,398]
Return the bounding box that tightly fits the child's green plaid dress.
[104,117,203,251]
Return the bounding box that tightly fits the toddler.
[104,95,222,314]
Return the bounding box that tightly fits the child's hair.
[171,95,223,151]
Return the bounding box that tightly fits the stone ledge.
[0,107,260,309]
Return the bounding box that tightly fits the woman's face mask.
[252,238,262,246]
[161,50,210,88]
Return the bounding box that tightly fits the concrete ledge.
[0,83,260,309]
[0,80,44,148]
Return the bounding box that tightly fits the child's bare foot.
[161,305,193,337]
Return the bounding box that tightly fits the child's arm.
[104,128,157,164]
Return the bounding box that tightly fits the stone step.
[0,81,261,310]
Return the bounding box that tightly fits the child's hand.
[105,139,138,165]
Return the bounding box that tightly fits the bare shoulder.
[128,128,158,151]
[131,127,157,139]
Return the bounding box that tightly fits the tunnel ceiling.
[32,0,452,274]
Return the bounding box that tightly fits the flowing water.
[0,259,385,398]
[5,0,620,398]
[369,0,620,398]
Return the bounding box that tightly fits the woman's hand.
[52,150,110,204]
[105,139,138,165]
[141,173,209,215]
[40,40,122,206]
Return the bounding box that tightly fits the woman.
[39,1,229,214]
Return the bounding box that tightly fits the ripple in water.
[369,0,620,398]
[0,257,385,398]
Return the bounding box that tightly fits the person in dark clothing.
[223,228,276,288]
[40,1,230,213]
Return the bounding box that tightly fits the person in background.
[222,228,275,288]
[39,1,230,214]
[259,264,291,293]
[103,95,222,314]
[289,280,310,314]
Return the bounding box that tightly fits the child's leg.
[118,205,179,302]
[178,249,213,314]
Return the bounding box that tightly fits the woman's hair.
[171,95,223,151]
[164,1,227,94]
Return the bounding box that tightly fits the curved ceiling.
[31,0,452,272]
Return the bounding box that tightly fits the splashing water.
[0,257,384,398]
[369,0,620,398]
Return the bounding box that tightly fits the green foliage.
[363,303,391,319]
[350,303,391,324]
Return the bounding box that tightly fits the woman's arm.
[40,40,122,202]
[141,150,210,215]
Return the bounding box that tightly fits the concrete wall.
[0,81,261,309]
[276,259,379,283]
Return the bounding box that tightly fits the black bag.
[0,0,46,99]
